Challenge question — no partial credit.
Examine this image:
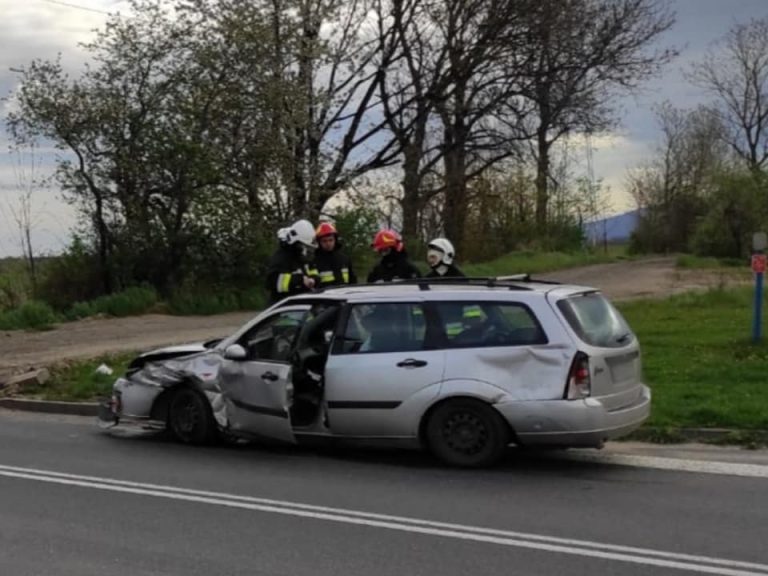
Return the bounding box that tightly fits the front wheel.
[425,399,509,468]
[168,388,216,444]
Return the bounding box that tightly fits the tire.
[168,387,217,444]
[425,399,509,468]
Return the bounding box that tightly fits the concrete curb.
[0,397,99,417]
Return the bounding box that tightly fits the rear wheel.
[168,388,216,444]
[425,399,509,468]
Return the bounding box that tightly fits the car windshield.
[556,292,633,348]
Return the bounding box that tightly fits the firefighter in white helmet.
[265,219,320,304]
[425,238,464,278]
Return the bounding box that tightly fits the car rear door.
[323,301,445,437]
[433,300,569,400]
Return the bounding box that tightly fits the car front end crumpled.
[97,346,231,432]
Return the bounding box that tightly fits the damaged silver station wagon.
[98,277,651,467]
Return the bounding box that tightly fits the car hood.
[128,339,222,374]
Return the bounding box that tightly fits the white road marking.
[0,464,767,575]
[564,452,768,479]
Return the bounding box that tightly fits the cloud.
[589,134,651,213]
[0,1,125,256]
[0,182,77,258]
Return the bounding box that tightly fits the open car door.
[218,307,309,443]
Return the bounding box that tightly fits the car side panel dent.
[442,345,572,401]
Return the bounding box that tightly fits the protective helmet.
[427,238,455,265]
[315,221,338,239]
[372,229,403,252]
[277,219,317,248]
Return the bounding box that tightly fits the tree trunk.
[442,146,468,252]
[400,141,421,246]
[93,192,112,295]
[535,128,550,229]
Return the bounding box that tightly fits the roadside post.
[751,232,767,343]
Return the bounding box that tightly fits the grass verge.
[618,286,768,433]
[463,245,628,277]
[675,254,746,269]
[19,353,136,401]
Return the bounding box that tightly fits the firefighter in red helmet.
[367,229,421,282]
[312,221,357,287]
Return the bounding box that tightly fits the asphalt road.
[1,410,767,576]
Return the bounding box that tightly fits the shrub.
[0,300,59,330]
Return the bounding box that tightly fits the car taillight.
[565,352,591,399]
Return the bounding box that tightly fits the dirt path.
[0,257,750,374]
[538,256,748,300]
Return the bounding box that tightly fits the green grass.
[618,286,768,431]
[168,288,266,315]
[463,246,628,277]
[0,300,59,330]
[65,286,159,320]
[22,353,136,401]
[676,254,746,269]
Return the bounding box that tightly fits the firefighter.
[265,219,320,304]
[367,229,421,282]
[313,221,357,287]
[425,238,465,278]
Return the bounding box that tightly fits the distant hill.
[583,209,642,244]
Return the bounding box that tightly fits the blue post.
[754,264,764,343]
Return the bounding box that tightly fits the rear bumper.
[495,385,651,447]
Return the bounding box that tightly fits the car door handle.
[396,359,428,368]
[261,371,279,381]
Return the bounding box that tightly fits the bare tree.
[5,145,44,294]
[376,0,534,249]
[628,102,728,252]
[254,0,404,218]
[689,17,768,172]
[516,0,676,229]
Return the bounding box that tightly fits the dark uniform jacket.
[367,250,422,283]
[265,245,319,304]
[313,247,357,287]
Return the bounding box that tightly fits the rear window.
[556,293,633,348]
[434,301,547,348]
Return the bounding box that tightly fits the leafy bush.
[36,237,104,310]
[168,286,268,315]
[0,300,59,330]
[64,286,158,320]
[169,290,240,316]
[691,172,768,259]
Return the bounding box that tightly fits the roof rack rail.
[315,275,560,293]
[495,274,561,285]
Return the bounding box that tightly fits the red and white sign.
[751,254,767,274]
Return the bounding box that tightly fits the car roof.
[286,278,599,304]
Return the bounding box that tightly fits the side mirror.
[224,344,247,360]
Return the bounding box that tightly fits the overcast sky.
[0,0,767,257]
